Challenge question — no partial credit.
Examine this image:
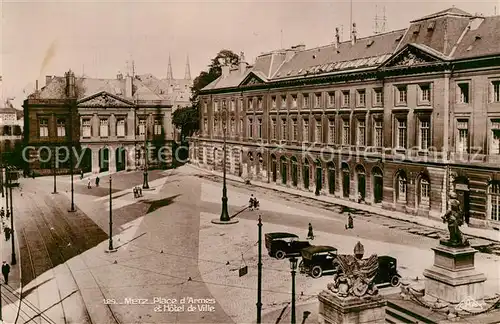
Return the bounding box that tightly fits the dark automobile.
[374,255,401,287]
[265,232,311,259]
[299,245,339,278]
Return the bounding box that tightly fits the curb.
[188,163,500,244]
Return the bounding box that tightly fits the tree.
[172,106,199,141]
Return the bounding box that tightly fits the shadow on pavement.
[145,194,181,214]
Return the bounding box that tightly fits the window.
[458,83,469,104]
[271,120,277,139]
[397,173,407,202]
[282,119,288,140]
[100,119,109,137]
[154,119,162,135]
[396,118,407,149]
[271,96,277,110]
[328,93,335,108]
[248,118,254,138]
[397,86,407,105]
[249,98,254,111]
[328,119,335,144]
[258,98,263,110]
[203,102,208,113]
[281,96,287,108]
[292,95,297,109]
[39,118,49,137]
[230,119,236,134]
[303,119,309,142]
[292,119,298,141]
[213,118,218,134]
[117,119,126,137]
[138,119,146,136]
[342,91,350,107]
[491,120,500,155]
[357,90,366,106]
[420,178,430,205]
[314,94,321,108]
[257,119,262,138]
[420,84,431,102]
[490,182,500,221]
[373,89,383,106]
[342,119,350,145]
[303,94,309,108]
[419,119,430,150]
[374,120,383,147]
[82,119,91,137]
[456,120,468,153]
[357,120,366,146]
[230,100,235,112]
[239,98,243,111]
[214,101,219,114]
[493,81,500,103]
[315,120,322,142]
[56,119,66,137]
[203,119,208,134]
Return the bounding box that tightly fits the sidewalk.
[0,194,22,324]
[188,163,500,243]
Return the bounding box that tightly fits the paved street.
[3,165,499,324]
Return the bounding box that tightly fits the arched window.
[419,176,430,206]
[489,182,500,221]
[397,171,407,203]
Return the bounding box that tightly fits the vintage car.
[373,255,401,287]
[264,232,311,259]
[299,245,339,278]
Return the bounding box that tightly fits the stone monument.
[423,191,486,304]
[318,242,387,324]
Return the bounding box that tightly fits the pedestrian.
[2,261,10,284]
[4,226,10,241]
[133,187,138,198]
[249,194,255,211]
[95,176,100,187]
[0,207,4,219]
[138,187,142,197]
[253,196,259,210]
[357,192,363,204]
[345,213,354,229]
[87,179,92,189]
[80,170,84,180]
[32,171,35,179]
[6,209,10,220]
[307,223,314,240]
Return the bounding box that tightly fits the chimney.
[221,65,230,77]
[65,70,76,98]
[239,51,248,74]
[335,27,340,49]
[46,75,53,86]
[351,23,357,45]
[125,75,133,98]
[117,72,123,80]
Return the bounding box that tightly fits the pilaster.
[91,147,99,174]
[109,146,117,173]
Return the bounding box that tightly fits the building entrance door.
[455,183,470,224]
[328,168,335,194]
[373,175,383,203]
[358,173,366,200]
[343,171,350,198]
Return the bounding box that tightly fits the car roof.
[301,245,337,255]
[265,232,299,239]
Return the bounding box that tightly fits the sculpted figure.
[441,192,467,246]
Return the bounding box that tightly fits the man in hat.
[307,223,314,240]
[2,261,10,284]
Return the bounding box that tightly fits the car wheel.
[275,250,286,260]
[311,266,323,278]
[390,275,401,287]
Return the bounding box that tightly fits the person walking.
[6,208,10,220]
[346,213,354,229]
[0,207,4,219]
[2,261,11,284]
[80,170,84,180]
[95,176,100,187]
[307,223,314,240]
[4,226,10,241]
[87,178,92,189]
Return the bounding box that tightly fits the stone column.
[109,146,117,173]
[318,291,386,324]
[92,147,100,174]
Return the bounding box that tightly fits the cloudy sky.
[1,0,500,107]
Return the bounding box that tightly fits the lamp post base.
[211,218,239,225]
[68,209,76,213]
[105,249,117,253]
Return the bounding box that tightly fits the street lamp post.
[69,105,75,212]
[289,256,298,324]
[143,113,150,190]
[52,147,57,194]
[106,175,116,253]
[9,171,16,265]
[211,104,238,225]
[256,214,263,323]
[5,167,9,212]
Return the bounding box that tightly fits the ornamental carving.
[393,51,430,67]
[79,93,131,107]
[246,77,262,85]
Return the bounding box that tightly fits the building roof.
[201,7,500,92]
[137,74,191,105]
[37,77,128,100]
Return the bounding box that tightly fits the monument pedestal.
[423,242,486,304]
[318,290,386,324]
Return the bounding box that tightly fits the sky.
[1,0,500,108]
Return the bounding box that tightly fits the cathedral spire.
[184,54,192,80]
[167,54,174,80]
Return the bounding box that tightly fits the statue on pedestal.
[327,242,379,298]
[441,191,468,247]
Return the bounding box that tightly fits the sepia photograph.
[1,0,500,323]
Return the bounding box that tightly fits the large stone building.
[24,70,174,175]
[190,8,500,229]
[0,100,24,166]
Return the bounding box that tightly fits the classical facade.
[190,8,500,229]
[0,102,24,166]
[23,70,174,175]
